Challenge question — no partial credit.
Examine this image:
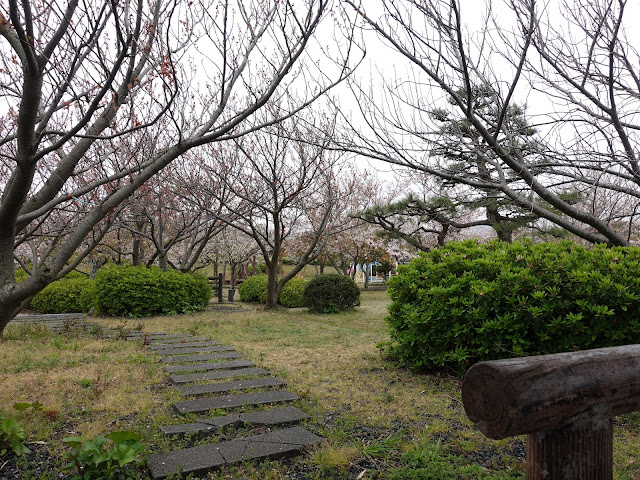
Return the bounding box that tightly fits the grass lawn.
[2,289,640,479]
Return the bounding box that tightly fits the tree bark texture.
[462,345,640,439]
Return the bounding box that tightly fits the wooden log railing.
[207,273,224,303]
[462,345,640,480]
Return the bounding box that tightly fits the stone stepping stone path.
[178,377,287,396]
[147,426,322,479]
[8,316,322,478]
[173,389,300,414]
[144,331,322,479]
[160,406,310,438]
[149,341,221,351]
[163,359,255,374]
[151,344,229,356]
[169,366,271,384]
[161,352,243,364]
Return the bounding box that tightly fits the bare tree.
[342,0,640,247]
[0,0,359,332]
[192,111,346,309]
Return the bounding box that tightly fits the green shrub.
[91,265,211,317]
[238,275,268,303]
[279,277,307,308]
[386,240,640,374]
[304,274,360,313]
[31,275,93,314]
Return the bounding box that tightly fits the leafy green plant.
[62,431,144,480]
[278,277,307,308]
[91,265,211,317]
[238,275,268,303]
[0,402,42,457]
[304,274,360,313]
[31,274,93,314]
[0,416,29,457]
[386,240,640,374]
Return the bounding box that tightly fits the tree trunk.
[265,264,279,309]
[132,237,141,266]
[230,263,237,289]
[364,263,370,289]
[158,251,168,271]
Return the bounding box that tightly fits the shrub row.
[238,275,307,308]
[386,240,640,374]
[31,274,93,314]
[30,265,211,317]
[238,273,361,312]
[91,265,211,317]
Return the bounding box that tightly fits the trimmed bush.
[279,277,307,308]
[386,240,640,374]
[304,274,360,313]
[91,265,211,317]
[238,275,268,303]
[31,275,93,314]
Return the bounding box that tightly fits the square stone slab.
[239,406,310,426]
[164,359,255,374]
[159,415,242,437]
[162,352,242,364]
[173,389,299,414]
[159,406,308,438]
[170,367,270,384]
[150,336,209,344]
[160,347,242,363]
[146,426,322,479]
[178,377,286,396]
[157,345,236,356]
[147,442,225,479]
[149,341,221,351]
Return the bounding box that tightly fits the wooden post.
[217,273,223,303]
[462,345,640,480]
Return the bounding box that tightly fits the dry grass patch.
[4,290,639,479]
[0,326,168,443]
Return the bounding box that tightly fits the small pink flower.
[573,345,579,350]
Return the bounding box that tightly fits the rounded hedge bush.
[386,240,640,374]
[238,275,268,303]
[91,265,211,317]
[279,277,307,308]
[304,274,360,313]
[31,274,93,314]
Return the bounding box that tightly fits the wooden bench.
[462,345,640,479]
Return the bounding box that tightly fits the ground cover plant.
[386,240,640,374]
[2,290,639,479]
